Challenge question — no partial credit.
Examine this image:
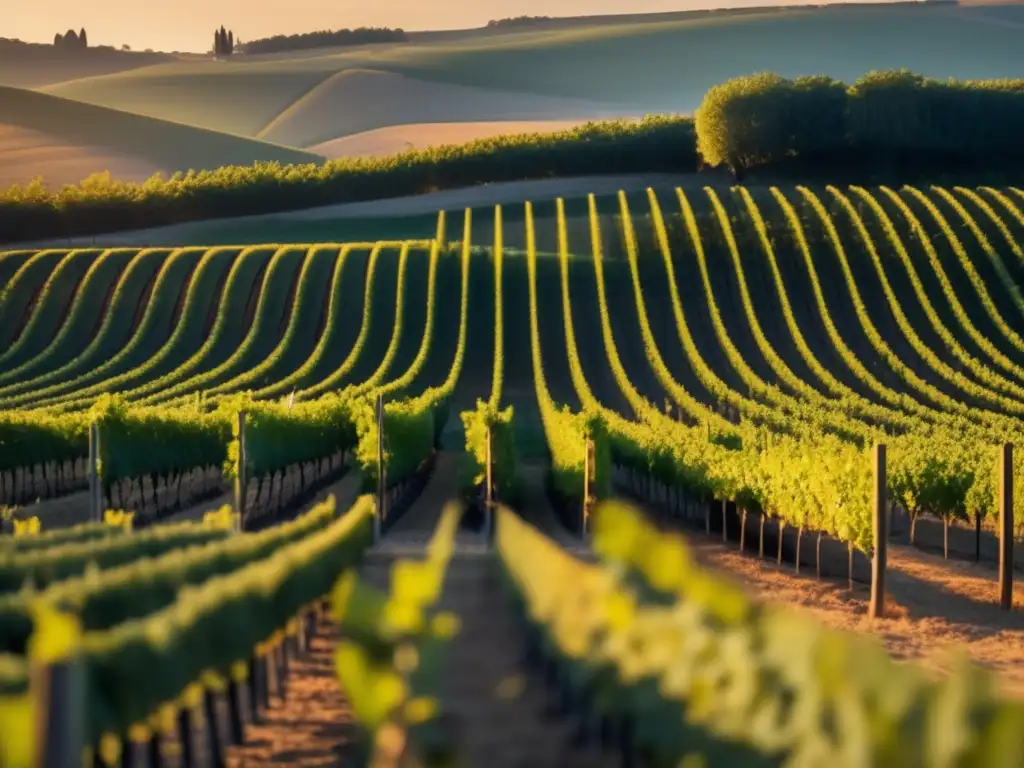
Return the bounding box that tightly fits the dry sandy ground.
[689,536,1024,697]
[0,124,162,189]
[312,119,630,159]
[225,617,355,768]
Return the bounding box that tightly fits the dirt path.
[433,551,615,768]
[382,450,476,548]
[13,471,230,530]
[517,460,592,558]
[685,535,1024,697]
[160,466,363,526]
[224,448,606,767]
[159,490,234,525]
[224,615,356,768]
[11,490,91,528]
[349,455,611,767]
[222,449,471,766]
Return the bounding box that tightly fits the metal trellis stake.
[234,410,247,533]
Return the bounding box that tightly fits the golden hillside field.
[40,3,1024,149]
[0,87,322,188]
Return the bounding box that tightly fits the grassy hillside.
[39,3,1024,145]
[0,87,324,187]
[256,68,623,148]
[41,57,353,137]
[368,4,1024,109]
[0,117,697,242]
[0,38,172,88]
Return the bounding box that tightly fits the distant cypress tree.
[213,29,221,56]
[228,30,234,54]
[79,28,88,48]
[54,32,63,47]
[64,29,79,48]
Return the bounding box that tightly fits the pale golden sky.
[7,0,862,52]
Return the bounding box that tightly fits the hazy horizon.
[9,0,904,53]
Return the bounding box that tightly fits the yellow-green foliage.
[696,69,1024,170]
[201,505,239,532]
[0,116,695,244]
[0,602,83,768]
[497,501,1024,766]
[459,401,518,501]
[0,651,32,768]
[218,392,358,481]
[332,503,462,765]
[0,495,373,759]
[101,510,133,532]
[10,519,39,538]
[696,72,846,168]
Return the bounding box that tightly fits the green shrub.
[848,70,1024,157]
[696,69,1024,172]
[696,73,846,169]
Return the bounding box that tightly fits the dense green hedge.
[0,500,336,655]
[0,117,696,244]
[0,522,231,593]
[0,521,125,554]
[696,70,1024,174]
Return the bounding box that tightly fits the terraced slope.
[3,186,1024,548]
[4,183,1024,768]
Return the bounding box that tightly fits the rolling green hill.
[0,38,173,88]
[39,3,1024,146]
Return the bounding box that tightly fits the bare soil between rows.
[689,534,1024,697]
[224,621,355,768]
[226,495,1024,766]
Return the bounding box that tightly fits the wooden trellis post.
[999,443,1014,611]
[88,423,101,524]
[870,444,887,620]
[234,411,247,532]
[484,426,494,543]
[583,438,596,537]
[375,393,385,541]
[33,647,85,768]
